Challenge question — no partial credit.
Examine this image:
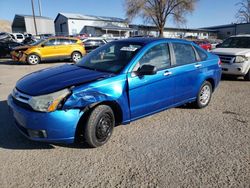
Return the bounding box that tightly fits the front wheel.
[27,54,40,65]
[193,81,212,109]
[71,52,82,63]
[84,105,115,148]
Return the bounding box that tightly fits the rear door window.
[172,43,196,66]
[58,39,70,45]
[194,46,207,61]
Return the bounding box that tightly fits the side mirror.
[137,64,157,76]
[41,44,45,47]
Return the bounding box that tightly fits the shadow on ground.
[0,100,88,150]
[221,75,246,81]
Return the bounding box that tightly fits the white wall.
[67,19,129,35]
[25,17,55,35]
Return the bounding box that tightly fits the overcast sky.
[0,0,240,28]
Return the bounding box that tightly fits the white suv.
[212,35,250,81]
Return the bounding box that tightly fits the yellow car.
[11,37,86,65]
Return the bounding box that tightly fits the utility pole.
[31,0,38,35]
[38,0,42,16]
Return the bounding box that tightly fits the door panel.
[171,63,200,103]
[128,43,175,119]
[171,42,201,103]
[128,69,175,119]
[39,39,57,58]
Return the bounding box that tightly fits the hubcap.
[199,85,211,105]
[96,113,113,142]
[73,53,81,62]
[28,55,39,64]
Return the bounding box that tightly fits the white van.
[12,33,25,43]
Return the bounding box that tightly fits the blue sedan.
[8,38,221,147]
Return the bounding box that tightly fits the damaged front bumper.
[11,51,27,62]
[7,95,83,143]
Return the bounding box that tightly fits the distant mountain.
[0,20,12,33]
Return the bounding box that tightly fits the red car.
[193,40,212,51]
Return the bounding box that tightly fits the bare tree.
[125,0,198,37]
[235,0,250,23]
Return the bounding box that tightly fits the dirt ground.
[0,59,249,188]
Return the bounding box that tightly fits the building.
[12,14,55,35]
[129,24,217,39]
[202,23,250,39]
[54,13,132,37]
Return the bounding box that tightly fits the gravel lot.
[0,59,249,188]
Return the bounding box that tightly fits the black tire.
[193,81,212,109]
[244,69,250,81]
[84,105,115,148]
[71,51,82,63]
[27,54,40,65]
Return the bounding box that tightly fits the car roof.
[48,36,80,40]
[115,37,191,45]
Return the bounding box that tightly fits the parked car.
[22,36,36,45]
[208,39,223,49]
[24,33,32,38]
[8,38,221,147]
[193,40,212,51]
[82,38,107,53]
[212,35,250,80]
[0,40,23,57]
[12,33,25,43]
[0,32,14,41]
[11,37,86,65]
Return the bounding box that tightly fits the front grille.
[218,55,235,64]
[12,96,33,110]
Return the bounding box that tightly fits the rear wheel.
[71,51,82,63]
[27,54,40,65]
[244,69,250,81]
[84,105,115,148]
[193,81,212,109]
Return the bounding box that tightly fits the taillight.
[218,59,222,67]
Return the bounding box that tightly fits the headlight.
[235,56,248,63]
[29,89,71,112]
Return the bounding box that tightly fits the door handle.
[164,71,172,76]
[194,64,202,68]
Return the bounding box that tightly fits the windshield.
[219,37,250,48]
[30,39,45,46]
[77,41,143,73]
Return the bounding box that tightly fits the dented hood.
[16,64,113,96]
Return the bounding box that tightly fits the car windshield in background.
[77,41,143,73]
[219,37,250,48]
[30,39,45,46]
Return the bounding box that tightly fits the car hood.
[16,64,114,96]
[212,48,250,57]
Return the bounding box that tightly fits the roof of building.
[86,23,132,31]
[14,14,53,20]
[129,24,217,33]
[55,13,126,23]
[202,22,250,30]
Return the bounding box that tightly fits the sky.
[0,0,241,28]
